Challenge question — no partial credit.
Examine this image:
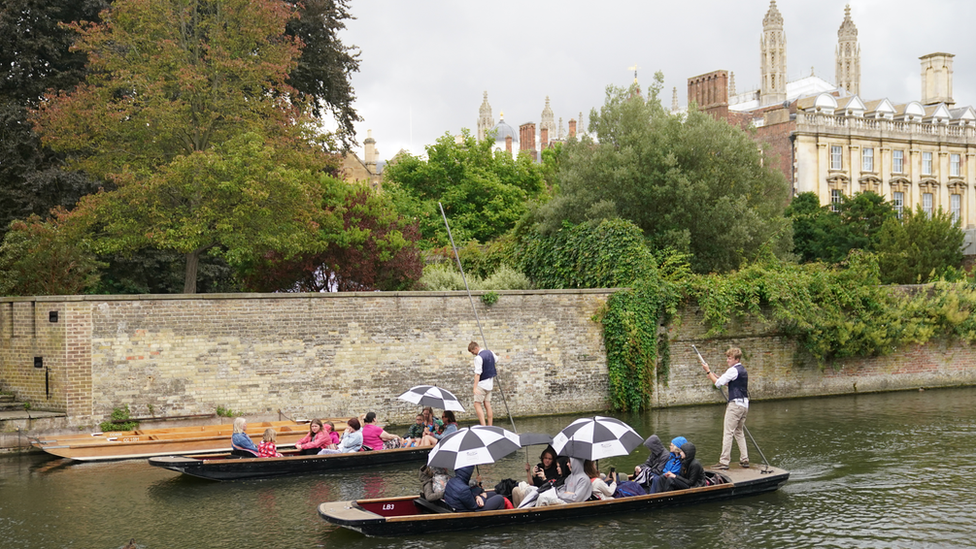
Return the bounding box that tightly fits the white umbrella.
[426,425,522,469]
[551,416,644,461]
[397,385,465,412]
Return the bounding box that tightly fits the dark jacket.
[667,442,705,490]
[638,435,669,475]
[444,466,482,511]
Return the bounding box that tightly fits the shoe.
[711,463,729,470]
[739,460,750,468]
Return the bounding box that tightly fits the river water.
[2,387,975,549]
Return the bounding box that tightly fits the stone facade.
[3,291,976,431]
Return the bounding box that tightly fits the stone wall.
[2,291,975,430]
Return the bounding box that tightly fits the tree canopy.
[786,191,896,264]
[876,205,965,284]
[534,79,792,274]
[31,0,336,293]
[383,130,549,248]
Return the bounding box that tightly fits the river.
[1,386,974,549]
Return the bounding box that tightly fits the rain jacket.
[444,466,483,511]
[664,436,688,475]
[420,465,450,501]
[637,435,669,475]
[667,442,705,490]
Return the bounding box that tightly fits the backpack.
[494,478,518,499]
[612,481,646,498]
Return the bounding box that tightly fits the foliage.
[418,264,531,291]
[876,205,965,284]
[480,291,499,306]
[425,238,519,280]
[383,130,549,248]
[91,248,240,294]
[239,181,423,292]
[215,405,237,418]
[31,0,337,293]
[534,78,792,274]
[786,191,896,264]
[282,0,361,147]
[0,212,105,296]
[0,0,108,243]
[99,404,139,432]
[518,218,658,290]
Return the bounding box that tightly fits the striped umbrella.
[551,416,644,461]
[426,425,522,469]
[397,385,465,412]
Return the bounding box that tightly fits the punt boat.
[29,419,344,461]
[318,464,789,537]
[149,445,433,481]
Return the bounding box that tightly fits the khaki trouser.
[720,402,749,466]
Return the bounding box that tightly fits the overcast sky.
[337,0,976,161]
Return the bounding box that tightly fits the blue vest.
[728,363,748,401]
[478,350,496,380]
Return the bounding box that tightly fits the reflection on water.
[1,386,975,548]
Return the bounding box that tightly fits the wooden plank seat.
[412,498,454,514]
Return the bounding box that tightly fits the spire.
[835,4,860,96]
[760,0,787,106]
[477,91,493,141]
[540,96,555,139]
[671,87,679,111]
[558,117,565,140]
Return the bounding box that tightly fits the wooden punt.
[29,419,347,462]
[318,464,790,537]
[149,444,433,481]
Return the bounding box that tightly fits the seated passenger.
[633,434,669,489]
[653,440,705,493]
[555,458,593,503]
[323,421,341,446]
[361,411,404,450]
[295,419,333,455]
[420,411,458,446]
[258,428,283,458]
[318,417,363,454]
[403,414,426,446]
[584,460,617,500]
[230,417,259,457]
[525,445,567,488]
[421,406,444,434]
[444,466,505,511]
[419,465,451,502]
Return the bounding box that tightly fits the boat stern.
[318,501,387,534]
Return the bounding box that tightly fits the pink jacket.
[297,430,332,449]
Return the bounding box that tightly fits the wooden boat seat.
[412,497,453,514]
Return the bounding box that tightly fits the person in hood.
[655,441,705,492]
[526,445,569,488]
[555,457,593,503]
[444,466,506,511]
[633,434,669,488]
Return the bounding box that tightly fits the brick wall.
[3,292,975,428]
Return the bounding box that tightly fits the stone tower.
[920,53,955,107]
[477,91,493,141]
[760,0,787,106]
[540,96,555,143]
[835,4,860,96]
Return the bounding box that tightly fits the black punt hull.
[318,465,789,537]
[149,446,431,481]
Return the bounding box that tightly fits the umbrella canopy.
[551,416,644,461]
[427,425,522,469]
[397,385,465,412]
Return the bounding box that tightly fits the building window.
[951,194,961,224]
[951,154,961,177]
[922,152,933,175]
[923,192,933,216]
[893,150,904,173]
[893,191,904,219]
[830,146,843,170]
[862,148,874,172]
[830,189,843,212]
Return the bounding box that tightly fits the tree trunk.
[183,250,200,294]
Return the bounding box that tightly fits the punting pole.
[692,344,772,473]
[439,202,518,435]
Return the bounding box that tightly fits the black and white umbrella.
[551,416,644,461]
[427,425,522,469]
[397,385,465,412]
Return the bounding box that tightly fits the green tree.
[0,0,108,242]
[786,191,895,264]
[0,212,105,296]
[876,205,965,284]
[31,0,334,293]
[535,78,791,274]
[383,130,549,248]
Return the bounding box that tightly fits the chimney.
[519,122,537,161]
[541,127,549,149]
[505,135,512,154]
[568,119,577,138]
[920,52,955,106]
[363,130,377,173]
